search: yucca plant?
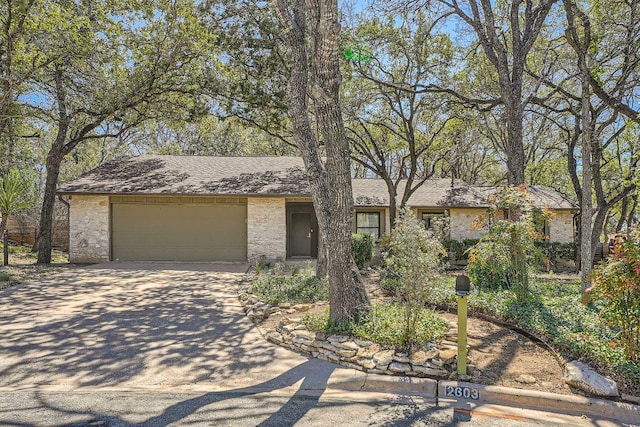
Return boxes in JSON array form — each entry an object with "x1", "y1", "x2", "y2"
[{"x1": 0, "y1": 170, "x2": 31, "y2": 238}]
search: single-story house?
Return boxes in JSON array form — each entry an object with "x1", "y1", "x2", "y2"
[{"x1": 57, "y1": 155, "x2": 577, "y2": 263}]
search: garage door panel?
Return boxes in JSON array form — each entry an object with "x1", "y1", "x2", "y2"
[{"x1": 111, "y1": 201, "x2": 247, "y2": 262}]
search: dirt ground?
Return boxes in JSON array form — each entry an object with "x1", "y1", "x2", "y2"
[
  {"x1": 0, "y1": 247, "x2": 71, "y2": 291},
  {"x1": 366, "y1": 271, "x2": 572, "y2": 394},
  {"x1": 256, "y1": 271, "x2": 574, "y2": 396},
  {"x1": 440, "y1": 311, "x2": 571, "y2": 394}
]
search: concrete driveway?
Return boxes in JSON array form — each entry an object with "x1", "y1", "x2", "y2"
[{"x1": 0, "y1": 262, "x2": 338, "y2": 393}]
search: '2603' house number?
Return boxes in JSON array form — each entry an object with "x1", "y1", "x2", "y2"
[{"x1": 445, "y1": 385, "x2": 480, "y2": 400}]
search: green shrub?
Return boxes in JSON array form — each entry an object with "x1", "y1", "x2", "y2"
[
  {"x1": 383, "y1": 210, "x2": 446, "y2": 350},
  {"x1": 467, "y1": 240, "x2": 512, "y2": 290},
  {"x1": 456, "y1": 239, "x2": 574, "y2": 268},
  {"x1": 353, "y1": 303, "x2": 448, "y2": 350},
  {"x1": 0, "y1": 272, "x2": 11, "y2": 282},
  {"x1": 443, "y1": 239, "x2": 479, "y2": 262},
  {"x1": 589, "y1": 228, "x2": 640, "y2": 362},
  {"x1": 467, "y1": 186, "x2": 546, "y2": 302},
  {"x1": 534, "y1": 241, "x2": 577, "y2": 268},
  {"x1": 252, "y1": 274, "x2": 328, "y2": 305},
  {"x1": 556, "y1": 242, "x2": 577, "y2": 261},
  {"x1": 351, "y1": 233, "x2": 374, "y2": 268}
]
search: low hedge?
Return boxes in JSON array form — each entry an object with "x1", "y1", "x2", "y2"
[
  {"x1": 443, "y1": 239, "x2": 479, "y2": 262},
  {"x1": 352, "y1": 233, "x2": 374, "y2": 268},
  {"x1": 443, "y1": 239, "x2": 576, "y2": 267}
]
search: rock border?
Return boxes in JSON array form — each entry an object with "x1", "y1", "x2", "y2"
[{"x1": 238, "y1": 281, "x2": 467, "y2": 380}]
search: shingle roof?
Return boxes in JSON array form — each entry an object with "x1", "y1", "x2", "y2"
[
  {"x1": 352, "y1": 180, "x2": 576, "y2": 209},
  {"x1": 58, "y1": 155, "x2": 309, "y2": 195},
  {"x1": 58, "y1": 155, "x2": 576, "y2": 209}
]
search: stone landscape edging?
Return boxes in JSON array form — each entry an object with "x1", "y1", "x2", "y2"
[
  {"x1": 238, "y1": 279, "x2": 640, "y2": 425},
  {"x1": 238, "y1": 281, "x2": 461, "y2": 380}
]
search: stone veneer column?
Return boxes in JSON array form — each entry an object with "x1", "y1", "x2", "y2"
[
  {"x1": 449, "y1": 208, "x2": 486, "y2": 241},
  {"x1": 549, "y1": 211, "x2": 575, "y2": 243},
  {"x1": 247, "y1": 197, "x2": 287, "y2": 262},
  {"x1": 69, "y1": 195, "x2": 110, "y2": 263}
]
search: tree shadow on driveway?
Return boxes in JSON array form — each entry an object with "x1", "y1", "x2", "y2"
[
  {"x1": 5, "y1": 358, "x2": 453, "y2": 427},
  {"x1": 137, "y1": 358, "x2": 338, "y2": 427},
  {"x1": 0, "y1": 263, "x2": 304, "y2": 389},
  {"x1": 5, "y1": 358, "x2": 339, "y2": 427}
]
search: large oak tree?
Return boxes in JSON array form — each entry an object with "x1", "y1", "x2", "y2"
[
  {"x1": 271, "y1": 0, "x2": 370, "y2": 322},
  {"x1": 33, "y1": 0, "x2": 212, "y2": 262}
]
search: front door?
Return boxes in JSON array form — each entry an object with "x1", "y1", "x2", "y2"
[
  {"x1": 290, "y1": 212, "x2": 312, "y2": 257},
  {"x1": 287, "y1": 202, "x2": 318, "y2": 258}
]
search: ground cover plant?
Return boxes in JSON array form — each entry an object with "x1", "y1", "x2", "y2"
[
  {"x1": 251, "y1": 266, "x2": 329, "y2": 305},
  {"x1": 425, "y1": 275, "x2": 640, "y2": 395},
  {"x1": 302, "y1": 303, "x2": 448, "y2": 350}
]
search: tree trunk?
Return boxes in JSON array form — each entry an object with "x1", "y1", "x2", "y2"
[
  {"x1": 564, "y1": 0, "x2": 596, "y2": 300},
  {"x1": 386, "y1": 180, "x2": 398, "y2": 229},
  {"x1": 616, "y1": 196, "x2": 629, "y2": 232},
  {"x1": 504, "y1": 97, "x2": 526, "y2": 186},
  {"x1": 315, "y1": 100, "x2": 369, "y2": 322},
  {"x1": 37, "y1": 148, "x2": 63, "y2": 263},
  {"x1": 0, "y1": 211, "x2": 8, "y2": 241},
  {"x1": 578, "y1": 77, "x2": 593, "y2": 301},
  {"x1": 37, "y1": 67, "x2": 71, "y2": 264},
  {"x1": 273, "y1": 0, "x2": 369, "y2": 323},
  {"x1": 316, "y1": 232, "x2": 327, "y2": 278},
  {"x1": 591, "y1": 207, "x2": 608, "y2": 260},
  {"x1": 627, "y1": 195, "x2": 638, "y2": 227}
]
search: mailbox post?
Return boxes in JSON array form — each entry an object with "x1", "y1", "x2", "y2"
[{"x1": 455, "y1": 275, "x2": 471, "y2": 376}]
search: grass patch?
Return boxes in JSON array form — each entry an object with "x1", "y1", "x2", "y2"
[
  {"x1": 302, "y1": 303, "x2": 448, "y2": 350},
  {"x1": 0, "y1": 244, "x2": 31, "y2": 255},
  {"x1": 251, "y1": 273, "x2": 328, "y2": 305},
  {"x1": 301, "y1": 309, "x2": 353, "y2": 335},
  {"x1": 353, "y1": 303, "x2": 448, "y2": 350},
  {"x1": 428, "y1": 276, "x2": 640, "y2": 392},
  {"x1": 0, "y1": 272, "x2": 12, "y2": 281}
]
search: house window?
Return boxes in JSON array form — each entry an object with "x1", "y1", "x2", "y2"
[
  {"x1": 538, "y1": 220, "x2": 550, "y2": 239},
  {"x1": 421, "y1": 211, "x2": 448, "y2": 231},
  {"x1": 532, "y1": 209, "x2": 550, "y2": 239},
  {"x1": 356, "y1": 212, "x2": 381, "y2": 240}
]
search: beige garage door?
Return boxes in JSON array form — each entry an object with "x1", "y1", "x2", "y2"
[{"x1": 111, "y1": 197, "x2": 247, "y2": 262}]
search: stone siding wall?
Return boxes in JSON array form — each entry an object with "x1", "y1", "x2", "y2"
[
  {"x1": 247, "y1": 197, "x2": 286, "y2": 262},
  {"x1": 549, "y1": 211, "x2": 575, "y2": 243},
  {"x1": 69, "y1": 195, "x2": 110, "y2": 263},
  {"x1": 449, "y1": 208, "x2": 486, "y2": 240}
]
